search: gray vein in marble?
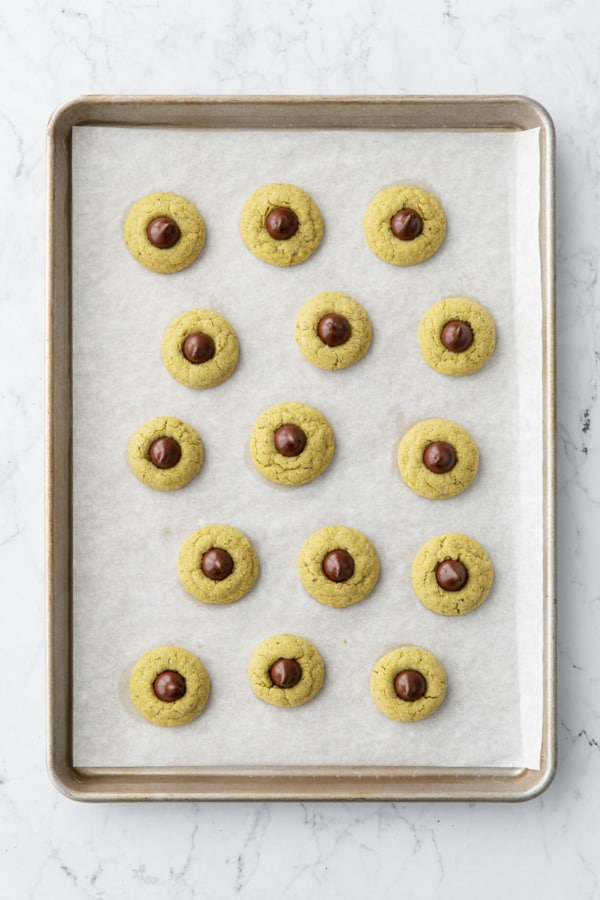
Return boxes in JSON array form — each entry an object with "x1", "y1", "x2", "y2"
[
  {"x1": 0, "y1": 111, "x2": 25, "y2": 179},
  {"x1": 229, "y1": 804, "x2": 270, "y2": 894},
  {"x1": 442, "y1": 0, "x2": 458, "y2": 25}
]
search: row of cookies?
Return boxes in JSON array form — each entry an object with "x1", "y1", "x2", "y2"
[
  {"x1": 129, "y1": 640, "x2": 447, "y2": 726},
  {"x1": 128, "y1": 408, "x2": 480, "y2": 499},
  {"x1": 177, "y1": 524, "x2": 493, "y2": 616},
  {"x1": 160, "y1": 295, "x2": 496, "y2": 385},
  {"x1": 123, "y1": 184, "x2": 447, "y2": 274}
]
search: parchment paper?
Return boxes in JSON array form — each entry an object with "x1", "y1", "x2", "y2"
[{"x1": 71, "y1": 125, "x2": 543, "y2": 769}]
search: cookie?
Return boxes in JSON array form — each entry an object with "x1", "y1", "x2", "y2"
[
  {"x1": 128, "y1": 415, "x2": 204, "y2": 491},
  {"x1": 370, "y1": 645, "x2": 447, "y2": 722},
  {"x1": 363, "y1": 185, "x2": 446, "y2": 266},
  {"x1": 123, "y1": 192, "x2": 206, "y2": 274},
  {"x1": 129, "y1": 646, "x2": 210, "y2": 727},
  {"x1": 240, "y1": 183, "x2": 324, "y2": 267},
  {"x1": 249, "y1": 401, "x2": 335, "y2": 486},
  {"x1": 411, "y1": 532, "x2": 494, "y2": 616},
  {"x1": 161, "y1": 309, "x2": 239, "y2": 389},
  {"x1": 298, "y1": 525, "x2": 380, "y2": 608},
  {"x1": 418, "y1": 297, "x2": 496, "y2": 376},
  {"x1": 295, "y1": 292, "x2": 373, "y2": 371},
  {"x1": 178, "y1": 524, "x2": 259, "y2": 605},
  {"x1": 397, "y1": 418, "x2": 479, "y2": 499},
  {"x1": 248, "y1": 634, "x2": 325, "y2": 708}
]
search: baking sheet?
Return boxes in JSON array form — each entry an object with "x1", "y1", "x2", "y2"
[{"x1": 71, "y1": 125, "x2": 543, "y2": 769}]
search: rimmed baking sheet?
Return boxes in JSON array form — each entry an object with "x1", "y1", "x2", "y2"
[{"x1": 47, "y1": 96, "x2": 555, "y2": 801}]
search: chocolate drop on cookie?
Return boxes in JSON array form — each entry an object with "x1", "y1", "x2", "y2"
[
  {"x1": 322, "y1": 549, "x2": 355, "y2": 582},
  {"x1": 317, "y1": 313, "x2": 351, "y2": 347},
  {"x1": 423, "y1": 440, "x2": 457, "y2": 474},
  {"x1": 273, "y1": 423, "x2": 307, "y2": 457},
  {"x1": 149, "y1": 436, "x2": 182, "y2": 469},
  {"x1": 265, "y1": 206, "x2": 299, "y2": 240},
  {"x1": 269, "y1": 657, "x2": 302, "y2": 688},
  {"x1": 182, "y1": 331, "x2": 215, "y2": 364},
  {"x1": 436, "y1": 559, "x2": 469, "y2": 591},
  {"x1": 390, "y1": 208, "x2": 423, "y2": 241},
  {"x1": 201, "y1": 547, "x2": 234, "y2": 581},
  {"x1": 147, "y1": 216, "x2": 181, "y2": 249},
  {"x1": 153, "y1": 670, "x2": 187, "y2": 702},
  {"x1": 441, "y1": 320, "x2": 474, "y2": 353},
  {"x1": 394, "y1": 669, "x2": 427, "y2": 701}
]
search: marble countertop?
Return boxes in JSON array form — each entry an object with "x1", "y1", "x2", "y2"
[{"x1": 1, "y1": 0, "x2": 598, "y2": 896}]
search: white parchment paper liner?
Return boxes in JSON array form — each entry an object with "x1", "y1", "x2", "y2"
[{"x1": 71, "y1": 125, "x2": 543, "y2": 769}]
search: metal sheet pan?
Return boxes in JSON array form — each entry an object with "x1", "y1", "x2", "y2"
[{"x1": 46, "y1": 95, "x2": 555, "y2": 801}]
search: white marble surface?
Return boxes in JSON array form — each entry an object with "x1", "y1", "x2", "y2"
[{"x1": 1, "y1": 0, "x2": 598, "y2": 896}]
